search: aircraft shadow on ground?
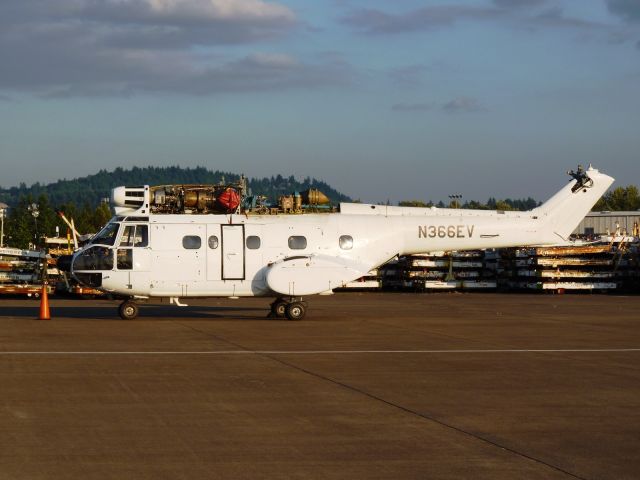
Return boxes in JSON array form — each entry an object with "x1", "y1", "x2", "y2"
[{"x1": 0, "y1": 305, "x2": 274, "y2": 321}]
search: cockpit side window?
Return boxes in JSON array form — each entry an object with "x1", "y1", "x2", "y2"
[
  {"x1": 92, "y1": 222, "x2": 120, "y2": 246},
  {"x1": 120, "y1": 225, "x2": 135, "y2": 247},
  {"x1": 120, "y1": 225, "x2": 148, "y2": 247},
  {"x1": 73, "y1": 246, "x2": 114, "y2": 271},
  {"x1": 134, "y1": 225, "x2": 148, "y2": 247},
  {"x1": 117, "y1": 249, "x2": 133, "y2": 270}
]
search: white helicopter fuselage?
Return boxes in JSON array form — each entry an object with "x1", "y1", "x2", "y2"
[{"x1": 69, "y1": 166, "x2": 613, "y2": 315}]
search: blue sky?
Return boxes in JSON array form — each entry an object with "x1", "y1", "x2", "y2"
[{"x1": 0, "y1": 0, "x2": 639, "y2": 203}]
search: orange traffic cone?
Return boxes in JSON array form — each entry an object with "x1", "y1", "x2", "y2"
[{"x1": 39, "y1": 283, "x2": 50, "y2": 320}]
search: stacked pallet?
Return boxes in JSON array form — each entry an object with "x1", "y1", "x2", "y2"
[
  {"x1": 0, "y1": 247, "x2": 49, "y2": 296},
  {"x1": 608, "y1": 236, "x2": 640, "y2": 292},
  {"x1": 339, "y1": 269, "x2": 381, "y2": 290},
  {"x1": 501, "y1": 244, "x2": 618, "y2": 292},
  {"x1": 345, "y1": 239, "x2": 639, "y2": 294},
  {"x1": 382, "y1": 251, "x2": 497, "y2": 291},
  {"x1": 378, "y1": 258, "x2": 409, "y2": 290}
]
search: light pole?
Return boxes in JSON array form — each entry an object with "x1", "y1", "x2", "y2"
[
  {"x1": 448, "y1": 194, "x2": 463, "y2": 209},
  {"x1": 0, "y1": 204, "x2": 7, "y2": 248},
  {"x1": 28, "y1": 203, "x2": 40, "y2": 247}
]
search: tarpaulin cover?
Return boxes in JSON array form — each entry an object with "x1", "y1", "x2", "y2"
[{"x1": 217, "y1": 188, "x2": 240, "y2": 212}]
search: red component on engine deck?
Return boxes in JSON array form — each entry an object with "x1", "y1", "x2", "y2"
[{"x1": 217, "y1": 188, "x2": 240, "y2": 212}]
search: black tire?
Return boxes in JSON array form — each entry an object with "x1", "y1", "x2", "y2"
[
  {"x1": 285, "y1": 302, "x2": 306, "y2": 321},
  {"x1": 118, "y1": 301, "x2": 139, "y2": 320},
  {"x1": 272, "y1": 300, "x2": 287, "y2": 318}
]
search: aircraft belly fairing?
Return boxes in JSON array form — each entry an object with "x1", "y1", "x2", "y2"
[{"x1": 266, "y1": 255, "x2": 371, "y2": 296}]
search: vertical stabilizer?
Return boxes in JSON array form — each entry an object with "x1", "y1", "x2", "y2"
[{"x1": 533, "y1": 166, "x2": 614, "y2": 241}]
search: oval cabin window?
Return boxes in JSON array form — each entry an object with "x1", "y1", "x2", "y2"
[
  {"x1": 288, "y1": 236, "x2": 307, "y2": 250},
  {"x1": 246, "y1": 236, "x2": 261, "y2": 249},
  {"x1": 182, "y1": 235, "x2": 201, "y2": 249},
  {"x1": 208, "y1": 235, "x2": 219, "y2": 249},
  {"x1": 339, "y1": 235, "x2": 353, "y2": 250}
]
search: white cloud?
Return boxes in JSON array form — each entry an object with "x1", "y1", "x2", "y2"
[
  {"x1": 142, "y1": 0, "x2": 295, "y2": 23},
  {"x1": 0, "y1": 0, "x2": 332, "y2": 96}
]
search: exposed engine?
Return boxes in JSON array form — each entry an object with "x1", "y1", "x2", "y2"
[
  {"x1": 150, "y1": 184, "x2": 241, "y2": 214},
  {"x1": 111, "y1": 175, "x2": 333, "y2": 216}
]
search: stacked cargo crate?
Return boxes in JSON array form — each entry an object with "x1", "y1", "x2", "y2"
[
  {"x1": 501, "y1": 244, "x2": 618, "y2": 292},
  {"x1": 608, "y1": 236, "x2": 640, "y2": 292},
  {"x1": 380, "y1": 251, "x2": 497, "y2": 291},
  {"x1": 0, "y1": 247, "x2": 49, "y2": 296},
  {"x1": 339, "y1": 269, "x2": 381, "y2": 290}
]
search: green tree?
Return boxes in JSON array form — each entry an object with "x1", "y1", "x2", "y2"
[
  {"x1": 91, "y1": 203, "x2": 113, "y2": 232},
  {"x1": 34, "y1": 194, "x2": 63, "y2": 242},
  {"x1": 6, "y1": 197, "x2": 35, "y2": 248},
  {"x1": 494, "y1": 200, "x2": 515, "y2": 211},
  {"x1": 463, "y1": 200, "x2": 489, "y2": 210},
  {"x1": 398, "y1": 200, "x2": 433, "y2": 207},
  {"x1": 593, "y1": 186, "x2": 640, "y2": 211},
  {"x1": 4, "y1": 195, "x2": 68, "y2": 248}
]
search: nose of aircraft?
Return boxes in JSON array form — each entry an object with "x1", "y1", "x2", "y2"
[{"x1": 57, "y1": 254, "x2": 73, "y2": 272}]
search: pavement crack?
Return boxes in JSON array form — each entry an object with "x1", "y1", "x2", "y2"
[
  {"x1": 263, "y1": 354, "x2": 590, "y2": 480},
  {"x1": 171, "y1": 320, "x2": 590, "y2": 479}
]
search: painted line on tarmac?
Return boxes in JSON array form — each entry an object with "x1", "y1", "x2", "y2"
[{"x1": 1, "y1": 348, "x2": 640, "y2": 355}]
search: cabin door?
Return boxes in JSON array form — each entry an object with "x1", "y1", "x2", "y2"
[{"x1": 221, "y1": 225, "x2": 245, "y2": 280}]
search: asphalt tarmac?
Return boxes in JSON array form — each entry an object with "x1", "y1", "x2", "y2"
[{"x1": 1, "y1": 292, "x2": 639, "y2": 479}]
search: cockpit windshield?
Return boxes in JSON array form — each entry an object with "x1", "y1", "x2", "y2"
[{"x1": 90, "y1": 222, "x2": 120, "y2": 246}]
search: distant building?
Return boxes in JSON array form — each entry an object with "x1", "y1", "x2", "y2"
[{"x1": 573, "y1": 211, "x2": 640, "y2": 236}]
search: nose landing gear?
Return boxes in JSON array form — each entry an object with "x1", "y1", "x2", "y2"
[
  {"x1": 269, "y1": 297, "x2": 307, "y2": 320},
  {"x1": 118, "y1": 300, "x2": 139, "y2": 320}
]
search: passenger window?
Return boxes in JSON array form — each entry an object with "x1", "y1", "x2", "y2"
[
  {"x1": 134, "y1": 225, "x2": 148, "y2": 247},
  {"x1": 183, "y1": 236, "x2": 201, "y2": 249},
  {"x1": 339, "y1": 235, "x2": 353, "y2": 250},
  {"x1": 117, "y1": 249, "x2": 133, "y2": 270},
  {"x1": 208, "y1": 235, "x2": 219, "y2": 249},
  {"x1": 246, "y1": 235, "x2": 261, "y2": 249},
  {"x1": 288, "y1": 236, "x2": 307, "y2": 250}
]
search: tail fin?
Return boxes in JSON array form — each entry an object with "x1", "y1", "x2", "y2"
[{"x1": 532, "y1": 166, "x2": 614, "y2": 241}]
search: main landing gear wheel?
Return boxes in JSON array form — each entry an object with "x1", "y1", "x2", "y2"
[
  {"x1": 118, "y1": 300, "x2": 139, "y2": 320},
  {"x1": 285, "y1": 302, "x2": 306, "y2": 321},
  {"x1": 271, "y1": 299, "x2": 288, "y2": 318}
]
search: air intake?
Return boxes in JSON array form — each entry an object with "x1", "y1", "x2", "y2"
[{"x1": 111, "y1": 186, "x2": 149, "y2": 215}]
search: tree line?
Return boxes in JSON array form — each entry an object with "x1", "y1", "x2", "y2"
[
  {"x1": 398, "y1": 197, "x2": 540, "y2": 210},
  {"x1": 593, "y1": 185, "x2": 640, "y2": 211},
  {"x1": 0, "y1": 166, "x2": 352, "y2": 208},
  {"x1": 2, "y1": 195, "x2": 112, "y2": 249},
  {"x1": 399, "y1": 185, "x2": 640, "y2": 212}
]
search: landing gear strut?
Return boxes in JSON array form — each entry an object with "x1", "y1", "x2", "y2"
[
  {"x1": 269, "y1": 297, "x2": 307, "y2": 320},
  {"x1": 118, "y1": 300, "x2": 139, "y2": 320}
]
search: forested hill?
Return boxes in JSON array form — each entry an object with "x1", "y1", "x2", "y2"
[{"x1": 0, "y1": 166, "x2": 352, "y2": 207}]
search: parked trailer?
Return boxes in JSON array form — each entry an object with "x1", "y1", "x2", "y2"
[{"x1": 0, "y1": 284, "x2": 52, "y2": 297}]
